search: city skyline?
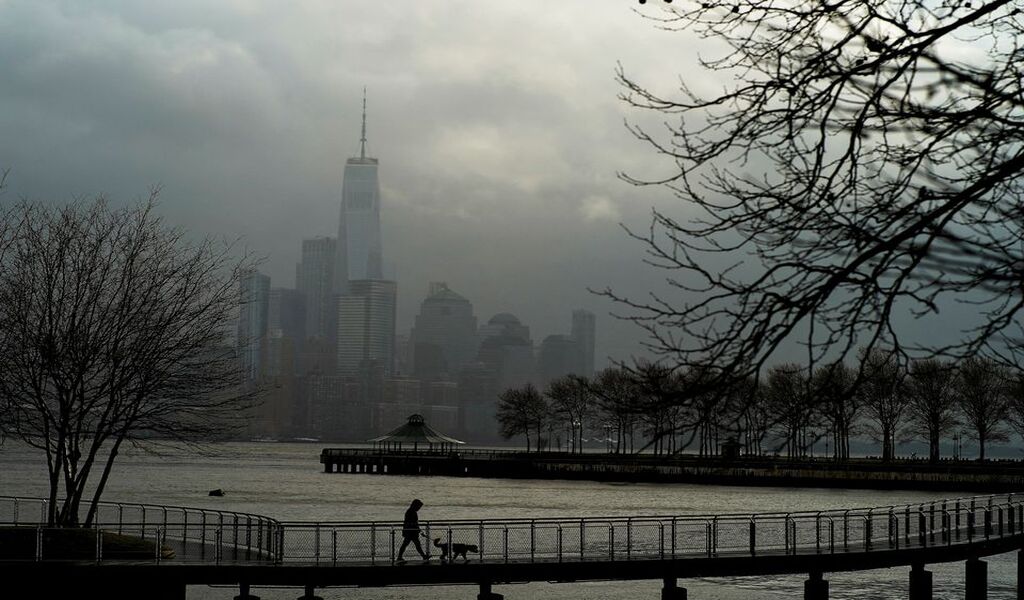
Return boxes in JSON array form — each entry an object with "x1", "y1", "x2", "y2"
[{"x1": 0, "y1": 2, "x2": 683, "y2": 373}]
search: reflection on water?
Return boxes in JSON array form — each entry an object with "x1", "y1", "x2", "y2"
[{"x1": 1, "y1": 442, "x2": 1018, "y2": 599}]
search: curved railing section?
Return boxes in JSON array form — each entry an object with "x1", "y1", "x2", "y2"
[
  {"x1": 0, "y1": 496, "x2": 281, "y2": 563},
  {"x1": 274, "y1": 493, "x2": 1024, "y2": 565},
  {"x1": 2, "y1": 493, "x2": 1023, "y2": 566}
]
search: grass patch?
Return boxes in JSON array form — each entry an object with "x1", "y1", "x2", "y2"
[{"x1": 0, "y1": 527, "x2": 176, "y2": 560}]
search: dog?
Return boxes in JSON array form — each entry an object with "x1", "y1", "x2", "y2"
[{"x1": 432, "y1": 537, "x2": 478, "y2": 562}]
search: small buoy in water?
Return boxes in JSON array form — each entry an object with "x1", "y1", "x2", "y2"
[{"x1": 208, "y1": 488, "x2": 225, "y2": 497}]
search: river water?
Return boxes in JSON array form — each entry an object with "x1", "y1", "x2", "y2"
[{"x1": 0, "y1": 442, "x2": 1018, "y2": 599}]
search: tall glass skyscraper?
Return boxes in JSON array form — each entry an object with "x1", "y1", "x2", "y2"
[{"x1": 336, "y1": 90, "x2": 383, "y2": 294}]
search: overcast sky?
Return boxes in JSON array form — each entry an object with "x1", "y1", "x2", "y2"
[{"x1": 0, "y1": 1, "x2": 718, "y2": 368}]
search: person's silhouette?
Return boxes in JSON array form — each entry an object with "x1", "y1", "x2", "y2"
[{"x1": 396, "y1": 499, "x2": 429, "y2": 561}]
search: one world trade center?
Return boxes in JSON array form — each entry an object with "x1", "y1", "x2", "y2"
[{"x1": 336, "y1": 89, "x2": 383, "y2": 294}]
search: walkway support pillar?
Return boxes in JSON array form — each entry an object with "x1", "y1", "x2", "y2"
[
  {"x1": 662, "y1": 577, "x2": 687, "y2": 600},
  {"x1": 296, "y1": 584, "x2": 323, "y2": 600},
  {"x1": 804, "y1": 571, "x2": 828, "y2": 600},
  {"x1": 1018, "y1": 550, "x2": 1023, "y2": 600},
  {"x1": 233, "y1": 583, "x2": 260, "y2": 600},
  {"x1": 966, "y1": 558, "x2": 987, "y2": 600},
  {"x1": 478, "y1": 582, "x2": 504, "y2": 600},
  {"x1": 909, "y1": 563, "x2": 932, "y2": 600}
]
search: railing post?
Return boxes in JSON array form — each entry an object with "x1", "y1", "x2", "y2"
[
  {"x1": 929, "y1": 503, "x2": 936, "y2": 543},
  {"x1": 332, "y1": 527, "x2": 338, "y2": 565},
  {"x1": 829, "y1": 517, "x2": 835, "y2": 553},
  {"x1": 816, "y1": 513, "x2": 822, "y2": 554},
  {"x1": 577, "y1": 518, "x2": 585, "y2": 561},
  {"x1": 749, "y1": 518, "x2": 756, "y2": 556},
  {"x1": 314, "y1": 523, "x2": 321, "y2": 565},
  {"x1": 785, "y1": 516, "x2": 791, "y2": 555},
  {"x1": 371, "y1": 524, "x2": 376, "y2": 564},
  {"x1": 956, "y1": 500, "x2": 962, "y2": 540},
  {"x1": 530, "y1": 520, "x2": 536, "y2": 561},
  {"x1": 671, "y1": 517, "x2": 677, "y2": 558},
  {"x1": 712, "y1": 517, "x2": 719, "y2": 557},
  {"x1": 843, "y1": 511, "x2": 849, "y2": 551},
  {"x1": 627, "y1": 518, "x2": 633, "y2": 559},
  {"x1": 503, "y1": 526, "x2": 509, "y2": 563}
]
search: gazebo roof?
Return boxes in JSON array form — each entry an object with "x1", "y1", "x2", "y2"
[{"x1": 367, "y1": 414, "x2": 465, "y2": 445}]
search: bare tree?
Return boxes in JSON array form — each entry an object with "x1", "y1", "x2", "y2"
[
  {"x1": 1005, "y1": 370, "x2": 1024, "y2": 441},
  {"x1": 812, "y1": 362, "x2": 858, "y2": 462},
  {"x1": 496, "y1": 383, "x2": 547, "y2": 452},
  {"x1": 604, "y1": 1, "x2": 1024, "y2": 405},
  {"x1": 857, "y1": 348, "x2": 909, "y2": 461},
  {"x1": 957, "y1": 356, "x2": 1009, "y2": 461},
  {"x1": 904, "y1": 358, "x2": 959, "y2": 463},
  {"x1": 763, "y1": 364, "x2": 812, "y2": 458},
  {"x1": 735, "y1": 376, "x2": 770, "y2": 456},
  {"x1": 0, "y1": 195, "x2": 256, "y2": 526},
  {"x1": 631, "y1": 360, "x2": 693, "y2": 455},
  {"x1": 545, "y1": 375, "x2": 594, "y2": 453},
  {"x1": 591, "y1": 368, "x2": 640, "y2": 454}
]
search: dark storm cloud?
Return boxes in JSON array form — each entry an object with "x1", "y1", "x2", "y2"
[{"x1": 0, "y1": 0, "x2": 711, "y2": 366}]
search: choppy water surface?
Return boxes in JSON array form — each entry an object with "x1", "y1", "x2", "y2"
[{"x1": 0, "y1": 442, "x2": 1018, "y2": 599}]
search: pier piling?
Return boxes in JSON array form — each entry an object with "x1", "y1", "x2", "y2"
[
  {"x1": 966, "y1": 558, "x2": 987, "y2": 600},
  {"x1": 662, "y1": 577, "x2": 687, "y2": 600},
  {"x1": 909, "y1": 563, "x2": 932, "y2": 600},
  {"x1": 804, "y1": 571, "x2": 828, "y2": 600},
  {"x1": 478, "y1": 581, "x2": 503, "y2": 600}
]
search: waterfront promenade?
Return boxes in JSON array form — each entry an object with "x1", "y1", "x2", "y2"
[{"x1": 3, "y1": 493, "x2": 1024, "y2": 599}]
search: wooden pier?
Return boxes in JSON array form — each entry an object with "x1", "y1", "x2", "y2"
[{"x1": 320, "y1": 448, "x2": 1024, "y2": 492}]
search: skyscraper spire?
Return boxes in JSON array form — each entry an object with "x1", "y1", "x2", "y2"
[{"x1": 360, "y1": 87, "x2": 367, "y2": 160}]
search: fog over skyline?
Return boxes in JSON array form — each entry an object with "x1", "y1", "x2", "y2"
[{"x1": 1, "y1": 1, "x2": 719, "y2": 368}]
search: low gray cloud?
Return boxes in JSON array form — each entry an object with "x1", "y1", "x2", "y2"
[{"x1": 0, "y1": 1, "x2": 712, "y2": 367}]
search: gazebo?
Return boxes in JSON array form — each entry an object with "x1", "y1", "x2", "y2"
[{"x1": 368, "y1": 414, "x2": 465, "y2": 452}]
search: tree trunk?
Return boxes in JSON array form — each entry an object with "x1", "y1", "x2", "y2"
[{"x1": 929, "y1": 431, "x2": 940, "y2": 463}]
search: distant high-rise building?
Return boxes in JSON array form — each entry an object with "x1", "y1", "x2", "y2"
[
  {"x1": 410, "y1": 282, "x2": 479, "y2": 381},
  {"x1": 237, "y1": 269, "x2": 270, "y2": 382},
  {"x1": 269, "y1": 288, "x2": 306, "y2": 342},
  {"x1": 537, "y1": 334, "x2": 582, "y2": 386},
  {"x1": 336, "y1": 90, "x2": 383, "y2": 294},
  {"x1": 264, "y1": 287, "x2": 305, "y2": 379},
  {"x1": 337, "y1": 279, "x2": 397, "y2": 376},
  {"x1": 570, "y1": 309, "x2": 596, "y2": 377},
  {"x1": 296, "y1": 236, "x2": 336, "y2": 342},
  {"x1": 477, "y1": 313, "x2": 535, "y2": 391}
]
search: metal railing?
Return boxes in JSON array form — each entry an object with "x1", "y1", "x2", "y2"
[
  {"x1": 273, "y1": 493, "x2": 1024, "y2": 565},
  {"x1": 0, "y1": 496, "x2": 281, "y2": 564},
  {"x1": 3, "y1": 493, "x2": 1023, "y2": 566}
]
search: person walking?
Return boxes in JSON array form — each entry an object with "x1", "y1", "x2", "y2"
[{"x1": 396, "y1": 498, "x2": 429, "y2": 562}]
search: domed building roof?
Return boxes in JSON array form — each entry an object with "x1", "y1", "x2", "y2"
[{"x1": 488, "y1": 313, "x2": 521, "y2": 325}]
